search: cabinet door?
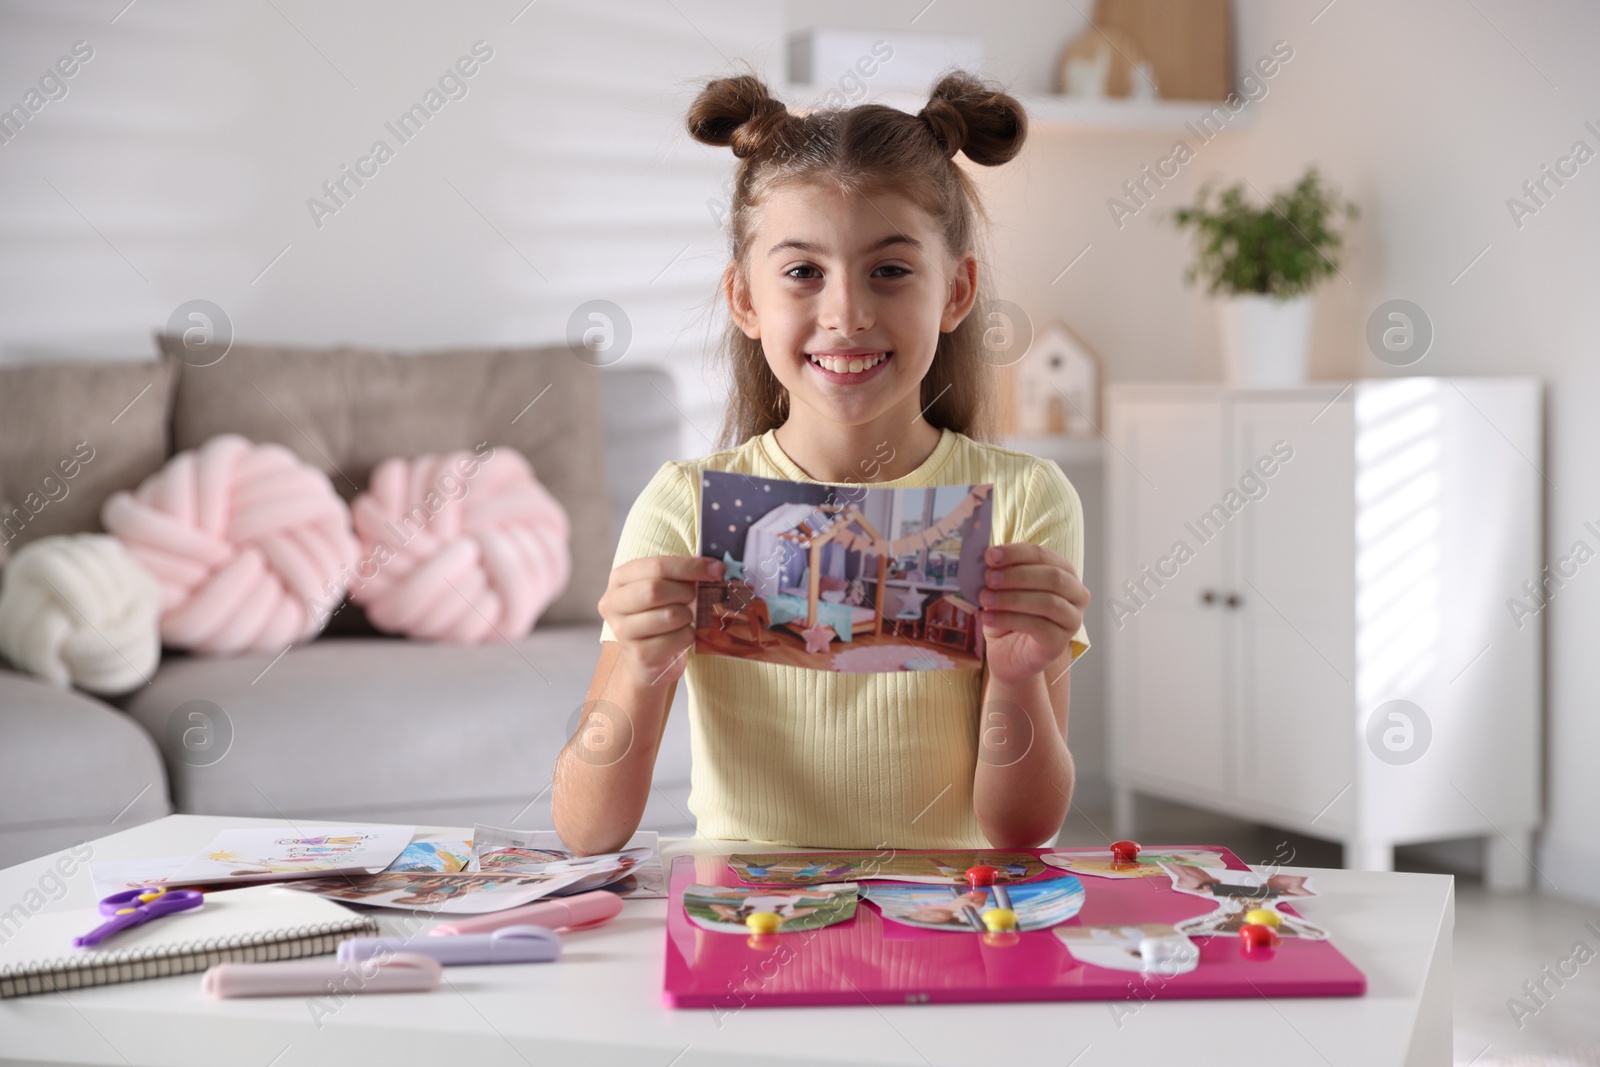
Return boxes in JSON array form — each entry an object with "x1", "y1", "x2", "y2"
[
  {"x1": 1107, "y1": 395, "x2": 1230, "y2": 796},
  {"x1": 1230, "y1": 393, "x2": 1356, "y2": 824}
]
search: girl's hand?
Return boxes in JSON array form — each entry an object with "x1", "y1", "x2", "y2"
[
  {"x1": 598, "y1": 555, "x2": 721, "y2": 687},
  {"x1": 977, "y1": 543, "x2": 1090, "y2": 685}
]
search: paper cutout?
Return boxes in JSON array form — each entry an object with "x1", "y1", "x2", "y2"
[
  {"x1": 730, "y1": 851, "x2": 1046, "y2": 886},
  {"x1": 386, "y1": 838, "x2": 473, "y2": 873},
  {"x1": 166, "y1": 824, "x2": 414, "y2": 886},
  {"x1": 89, "y1": 855, "x2": 187, "y2": 899},
  {"x1": 1042, "y1": 847, "x2": 1225, "y2": 880},
  {"x1": 289, "y1": 869, "x2": 587, "y2": 913},
  {"x1": 862, "y1": 876, "x2": 1084, "y2": 933},
  {"x1": 1056, "y1": 923, "x2": 1199, "y2": 975},
  {"x1": 682, "y1": 883, "x2": 858, "y2": 934},
  {"x1": 467, "y1": 825, "x2": 664, "y2": 898},
  {"x1": 1160, "y1": 861, "x2": 1329, "y2": 940}
]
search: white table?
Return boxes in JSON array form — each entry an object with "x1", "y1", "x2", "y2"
[{"x1": 0, "y1": 815, "x2": 1452, "y2": 1066}]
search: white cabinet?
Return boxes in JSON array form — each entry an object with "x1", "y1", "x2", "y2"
[{"x1": 1104, "y1": 381, "x2": 1542, "y2": 889}]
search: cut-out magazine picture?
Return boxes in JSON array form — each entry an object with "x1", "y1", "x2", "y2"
[
  {"x1": 696, "y1": 470, "x2": 994, "y2": 672},
  {"x1": 861, "y1": 876, "x2": 1085, "y2": 933},
  {"x1": 1160, "y1": 861, "x2": 1330, "y2": 940},
  {"x1": 1042, "y1": 847, "x2": 1227, "y2": 880},
  {"x1": 729, "y1": 851, "x2": 1046, "y2": 886},
  {"x1": 287, "y1": 870, "x2": 588, "y2": 913},
  {"x1": 682, "y1": 883, "x2": 858, "y2": 934}
]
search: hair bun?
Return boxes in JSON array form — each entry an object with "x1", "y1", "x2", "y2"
[
  {"x1": 686, "y1": 73, "x2": 792, "y2": 159},
  {"x1": 918, "y1": 71, "x2": 1028, "y2": 166}
]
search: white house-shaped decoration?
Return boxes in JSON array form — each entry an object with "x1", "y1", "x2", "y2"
[{"x1": 1016, "y1": 323, "x2": 1099, "y2": 437}]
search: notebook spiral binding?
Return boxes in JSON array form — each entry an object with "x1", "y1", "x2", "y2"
[{"x1": 0, "y1": 915, "x2": 380, "y2": 998}]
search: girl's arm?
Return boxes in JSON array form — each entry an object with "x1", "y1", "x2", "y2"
[
  {"x1": 972, "y1": 646, "x2": 1076, "y2": 847},
  {"x1": 552, "y1": 553, "x2": 719, "y2": 855},
  {"x1": 551, "y1": 639, "x2": 679, "y2": 855},
  {"x1": 969, "y1": 541, "x2": 1088, "y2": 847}
]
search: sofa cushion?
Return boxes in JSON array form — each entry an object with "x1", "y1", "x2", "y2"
[
  {"x1": 119, "y1": 632, "x2": 693, "y2": 835},
  {"x1": 0, "y1": 670, "x2": 171, "y2": 867},
  {"x1": 599, "y1": 367, "x2": 684, "y2": 547},
  {"x1": 161, "y1": 338, "x2": 609, "y2": 625},
  {"x1": 0, "y1": 356, "x2": 178, "y2": 565}
]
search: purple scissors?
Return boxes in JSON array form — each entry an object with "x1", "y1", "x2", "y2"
[{"x1": 73, "y1": 886, "x2": 204, "y2": 948}]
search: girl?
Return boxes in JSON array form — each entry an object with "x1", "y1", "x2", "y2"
[{"x1": 552, "y1": 69, "x2": 1090, "y2": 855}]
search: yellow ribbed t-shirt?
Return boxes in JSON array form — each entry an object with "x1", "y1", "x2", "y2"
[{"x1": 597, "y1": 426, "x2": 1089, "y2": 849}]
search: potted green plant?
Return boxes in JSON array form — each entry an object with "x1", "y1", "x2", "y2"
[{"x1": 1171, "y1": 167, "x2": 1358, "y2": 385}]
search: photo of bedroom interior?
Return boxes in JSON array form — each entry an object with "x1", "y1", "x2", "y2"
[{"x1": 693, "y1": 472, "x2": 994, "y2": 672}]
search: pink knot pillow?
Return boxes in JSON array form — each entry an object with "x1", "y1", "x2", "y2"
[
  {"x1": 348, "y1": 447, "x2": 570, "y2": 643},
  {"x1": 101, "y1": 434, "x2": 359, "y2": 654}
]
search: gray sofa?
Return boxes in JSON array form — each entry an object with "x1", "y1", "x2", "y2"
[{"x1": 0, "y1": 360, "x2": 692, "y2": 868}]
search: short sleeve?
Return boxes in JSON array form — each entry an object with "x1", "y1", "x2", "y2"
[
  {"x1": 1014, "y1": 459, "x2": 1090, "y2": 659},
  {"x1": 598, "y1": 460, "x2": 698, "y2": 643}
]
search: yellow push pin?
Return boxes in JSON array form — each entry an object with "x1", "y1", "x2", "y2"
[
  {"x1": 745, "y1": 911, "x2": 782, "y2": 935},
  {"x1": 981, "y1": 908, "x2": 1017, "y2": 933},
  {"x1": 1243, "y1": 908, "x2": 1282, "y2": 929}
]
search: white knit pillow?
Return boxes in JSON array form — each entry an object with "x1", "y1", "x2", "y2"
[{"x1": 0, "y1": 534, "x2": 160, "y2": 695}]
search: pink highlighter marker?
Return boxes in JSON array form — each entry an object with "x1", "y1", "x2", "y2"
[{"x1": 428, "y1": 890, "x2": 624, "y2": 938}]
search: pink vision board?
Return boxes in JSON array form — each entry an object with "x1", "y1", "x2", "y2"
[{"x1": 662, "y1": 846, "x2": 1366, "y2": 1008}]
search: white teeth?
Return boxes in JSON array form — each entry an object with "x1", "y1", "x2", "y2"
[{"x1": 809, "y1": 352, "x2": 888, "y2": 373}]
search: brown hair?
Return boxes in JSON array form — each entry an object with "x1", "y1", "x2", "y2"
[{"x1": 685, "y1": 66, "x2": 1028, "y2": 450}]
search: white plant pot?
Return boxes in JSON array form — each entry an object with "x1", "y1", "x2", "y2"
[{"x1": 1216, "y1": 293, "x2": 1313, "y2": 385}]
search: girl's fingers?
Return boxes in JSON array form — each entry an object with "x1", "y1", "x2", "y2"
[
  {"x1": 616, "y1": 554, "x2": 722, "y2": 585},
  {"x1": 979, "y1": 609, "x2": 1069, "y2": 650},
  {"x1": 609, "y1": 602, "x2": 694, "y2": 641},
  {"x1": 599, "y1": 575, "x2": 699, "y2": 642},
  {"x1": 623, "y1": 630, "x2": 694, "y2": 677},
  {"x1": 984, "y1": 561, "x2": 1089, "y2": 606},
  {"x1": 986, "y1": 542, "x2": 1077, "y2": 577},
  {"x1": 610, "y1": 574, "x2": 699, "y2": 615},
  {"x1": 978, "y1": 588, "x2": 1082, "y2": 632}
]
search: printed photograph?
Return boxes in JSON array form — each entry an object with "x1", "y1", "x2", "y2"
[{"x1": 696, "y1": 470, "x2": 994, "y2": 673}]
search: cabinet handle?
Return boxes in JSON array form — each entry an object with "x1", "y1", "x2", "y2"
[
  {"x1": 1225, "y1": 593, "x2": 1242, "y2": 609},
  {"x1": 1200, "y1": 589, "x2": 1217, "y2": 605}
]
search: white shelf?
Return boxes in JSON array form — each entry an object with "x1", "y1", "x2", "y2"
[
  {"x1": 1020, "y1": 93, "x2": 1256, "y2": 133},
  {"x1": 783, "y1": 85, "x2": 1256, "y2": 134}
]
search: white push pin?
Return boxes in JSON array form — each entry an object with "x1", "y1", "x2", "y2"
[{"x1": 1138, "y1": 935, "x2": 1199, "y2": 976}]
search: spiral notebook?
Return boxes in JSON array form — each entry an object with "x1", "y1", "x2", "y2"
[{"x1": 0, "y1": 884, "x2": 376, "y2": 998}]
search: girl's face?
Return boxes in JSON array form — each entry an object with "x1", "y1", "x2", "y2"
[{"x1": 728, "y1": 182, "x2": 977, "y2": 429}]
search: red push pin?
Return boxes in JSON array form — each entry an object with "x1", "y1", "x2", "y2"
[
  {"x1": 1109, "y1": 840, "x2": 1141, "y2": 864},
  {"x1": 965, "y1": 865, "x2": 1010, "y2": 910},
  {"x1": 1239, "y1": 923, "x2": 1279, "y2": 951}
]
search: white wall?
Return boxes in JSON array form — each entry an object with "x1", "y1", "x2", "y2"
[
  {"x1": 6, "y1": 0, "x2": 1597, "y2": 899},
  {"x1": 792, "y1": 0, "x2": 1600, "y2": 899},
  {"x1": 0, "y1": 0, "x2": 777, "y2": 436}
]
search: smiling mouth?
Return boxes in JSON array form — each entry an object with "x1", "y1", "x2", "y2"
[{"x1": 806, "y1": 351, "x2": 893, "y2": 376}]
